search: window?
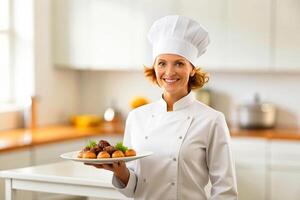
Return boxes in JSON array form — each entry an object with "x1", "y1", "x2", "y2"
[
  {"x1": 0, "y1": 0, "x2": 34, "y2": 107},
  {"x1": 0, "y1": 0, "x2": 12, "y2": 103}
]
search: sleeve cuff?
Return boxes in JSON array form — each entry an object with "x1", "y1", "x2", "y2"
[{"x1": 112, "y1": 169, "x2": 137, "y2": 197}]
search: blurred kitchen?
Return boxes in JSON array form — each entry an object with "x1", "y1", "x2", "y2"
[{"x1": 1, "y1": 0, "x2": 300, "y2": 200}]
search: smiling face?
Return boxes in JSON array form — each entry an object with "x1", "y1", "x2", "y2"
[{"x1": 154, "y1": 54, "x2": 195, "y2": 99}]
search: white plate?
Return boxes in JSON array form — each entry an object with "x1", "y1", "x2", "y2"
[{"x1": 60, "y1": 151, "x2": 153, "y2": 164}]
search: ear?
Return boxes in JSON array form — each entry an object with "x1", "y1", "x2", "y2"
[{"x1": 190, "y1": 68, "x2": 196, "y2": 77}]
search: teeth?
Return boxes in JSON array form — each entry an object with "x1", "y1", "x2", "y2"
[{"x1": 165, "y1": 79, "x2": 177, "y2": 83}]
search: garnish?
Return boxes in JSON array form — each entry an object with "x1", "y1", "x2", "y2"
[
  {"x1": 86, "y1": 140, "x2": 97, "y2": 148},
  {"x1": 115, "y1": 142, "x2": 128, "y2": 153}
]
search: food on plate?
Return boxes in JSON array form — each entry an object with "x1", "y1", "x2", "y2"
[
  {"x1": 103, "y1": 145, "x2": 116, "y2": 155},
  {"x1": 98, "y1": 140, "x2": 110, "y2": 149},
  {"x1": 78, "y1": 140, "x2": 136, "y2": 159},
  {"x1": 97, "y1": 151, "x2": 111, "y2": 158},
  {"x1": 112, "y1": 150, "x2": 125, "y2": 158},
  {"x1": 125, "y1": 149, "x2": 136, "y2": 157},
  {"x1": 82, "y1": 151, "x2": 97, "y2": 159}
]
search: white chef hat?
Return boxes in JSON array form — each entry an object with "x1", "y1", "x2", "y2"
[{"x1": 148, "y1": 15, "x2": 209, "y2": 66}]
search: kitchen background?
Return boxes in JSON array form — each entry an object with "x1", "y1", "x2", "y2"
[
  {"x1": 1, "y1": 0, "x2": 300, "y2": 129},
  {"x1": 1, "y1": 0, "x2": 300, "y2": 200}
]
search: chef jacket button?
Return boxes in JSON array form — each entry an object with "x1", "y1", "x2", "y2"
[
  {"x1": 173, "y1": 158, "x2": 177, "y2": 161},
  {"x1": 187, "y1": 116, "x2": 191, "y2": 120},
  {"x1": 143, "y1": 178, "x2": 146, "y2": 183},
  {"x1": 179, "y1": 136, "x2": 183, "y2": 139},
  {"x1": 171, "y1": 182, "x2": 175, "y2": 186},
  {"x1": 145, "y1": 136, "x2": 148, "y2": 139},
  {"x1": 151, "y1": 114, "x2": 155, "y2": 118}
]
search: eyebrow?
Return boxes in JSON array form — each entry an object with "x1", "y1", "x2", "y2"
[{"x1": 157, "y1": 59, "x2": 186, "y2": 62}]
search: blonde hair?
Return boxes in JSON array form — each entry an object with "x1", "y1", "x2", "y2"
[{"x1": 144, "y1": 65, "x2": 209, "y2": 91}]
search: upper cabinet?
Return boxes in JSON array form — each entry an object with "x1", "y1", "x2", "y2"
[
  {"x1": 52, "y1": 0, "x2": 300, "y2": 71},
  {"x1": 52, "y1": 0, "x2": 176, "y2": 70},
  {"x1": 178, "y1": 0, "x2": 272, "y2": 71},
  {"x1": 274, "y1": 0, "x2": 300, "y2": 71},
  {"x1": 226, "y1": 0, "x2": 272, "y2": 71},
  {"x1": 53, "y1": 0, "x2": 90, "y2": 69}
]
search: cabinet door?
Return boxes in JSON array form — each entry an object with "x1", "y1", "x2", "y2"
[
  {"x1": 53, "y1": 0, "x2": 89, "y2": 69},
  {"x1": 53, "y1": 0, "x2": 178, "y2": 70},
  {"x1": 270, "y1": 170, "x2": 300, "y2": 200},
  {"x1": 89, "y1": 0, "x2": 134, "y2": 69},
  {"x1": 231, "y1": 138, "x2": 267, "y2": 200},
  {"x1": 226, "y1": 0, "x2": 272, "y2": 70},
  {"x1": 236, "y1": 168, "x2": 266, "y2": 200},
  {"x1": 0, "y1": 148, "x2": 33, "y2": 200},
  {"x1": 177, "y1": 0, "x2": 227, "y2": 71},
  {"x1": 270, "y1": 140, "x2": 300, "y2": 200},
  {"x1": 32, "y1": 138, "x2": 85, "y2": 165},
  {"x1": 274, "y1": 0, "x2": 300, "y2": 71}
]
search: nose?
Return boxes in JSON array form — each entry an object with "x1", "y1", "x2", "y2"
[{"x1": 165, "y1": 64, "x2": 176, "y2": 76}]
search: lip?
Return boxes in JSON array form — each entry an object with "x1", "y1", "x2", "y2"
[{"x1": 163, "y1": 78, "x2": 179, "y2": 83}]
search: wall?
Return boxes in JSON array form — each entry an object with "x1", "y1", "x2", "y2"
[{"x1": 79, "y1": 71, "x2": 300, "y2": 128}]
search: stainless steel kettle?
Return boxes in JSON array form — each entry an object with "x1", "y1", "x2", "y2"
[{"x1": 238, "y1": 94, "x2": 276, "y2": 129}]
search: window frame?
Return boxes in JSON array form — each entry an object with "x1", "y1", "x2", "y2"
[{"x1": 0, "y1": 0, "x2": 14, "y2": 104}]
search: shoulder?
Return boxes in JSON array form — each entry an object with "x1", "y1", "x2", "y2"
[
  {"x1": 191, "y1": 100, "x2": 225, "y2": 121},
  {"x1": 127, "y1": 101, "x2": 158, "y2": 121}
]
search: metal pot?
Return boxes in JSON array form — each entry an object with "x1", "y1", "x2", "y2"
[{"x1": 238, "y1": 95, "x2": 276, "y2": 129}]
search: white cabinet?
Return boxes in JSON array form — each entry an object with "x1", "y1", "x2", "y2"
[
  {"x1": 0, "y1": 148, "x2": 33, "y2": 200},
  {"x1": 89, "y1": 0, "x2": 135, "y2": 69},
  {"x1": 270, "y1": 140, "x2": 300, "y2": 200},
  {"x1": 53, "y1": 0, "x2": 300, "y2": 71},
  {"x1": 32, "y1": 138, "x2": 85, "y2": 165},
  {"x1": 53, "y1": 0, "x2": 90, "y2": 69},
  {"x1": 232, "y1": 138, "x2": 300, "y2": 200},
  {"x1": 226, "y1": 0, "x2": 272, "y2": 70},
  {"x1": 231, "y1": 138, "x2": 267, "y2": 200},
  {"x1": 52, "y1": 0, "x2": 177, "y2": 70},
  {"x1": 274, "y1": 0, "x2": 300, "y2": 71},
  {"x1": 178, "y1": 0, "x2": 271, "y2": 71}
]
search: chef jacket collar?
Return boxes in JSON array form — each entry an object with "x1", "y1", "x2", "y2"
[{"x1": 158, "y1": 92, "x2": 195, "y2": 112}]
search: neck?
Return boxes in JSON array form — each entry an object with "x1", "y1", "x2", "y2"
[{"x1": 163, "y1": 91, "x2": 189, "y2": 112}]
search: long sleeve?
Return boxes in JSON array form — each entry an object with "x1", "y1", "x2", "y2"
[
  {"x1": 207, "y1": 113, "x2": 238, "y2": 200},
  {"x1": 111, "y1": 112, "x2": 138, "y2": 198}
]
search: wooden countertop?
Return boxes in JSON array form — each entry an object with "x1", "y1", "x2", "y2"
[
  {"x1": 230, "y1": 127, "x2": 300, "y2": 140},
  {"x1": 1, "y1": 122, "x2": 300, "y2": 153},
  {"x1": 0, "y1": 122, "x2": 124, "y2": 153}
]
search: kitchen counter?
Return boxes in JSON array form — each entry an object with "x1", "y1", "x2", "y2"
[
  {"x1": 230, "y1": 127, "x2": 300, "y2": 140},
  {"x1": 1, "y1": 122, "x2": 300, "y2": 153},
  {"x1": 0, "y1": 122, "x2": 124, "y2": 153}
]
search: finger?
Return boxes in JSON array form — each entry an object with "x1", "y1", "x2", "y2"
[
  {"x1": 101, "y1": 164, "x2": 114, "y2": 171},
  {"x1": 84, "y1": 163, "x2": 105, "y2": 169}
]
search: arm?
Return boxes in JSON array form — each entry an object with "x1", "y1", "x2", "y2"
[{"x1": 206, "y1": 113, "x2": 238, "y2": 200}]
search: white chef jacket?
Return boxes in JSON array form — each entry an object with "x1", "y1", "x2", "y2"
[{"x1": 112, "y1": 92, "x2": 238, "y2": 200}]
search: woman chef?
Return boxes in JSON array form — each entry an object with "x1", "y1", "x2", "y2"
[{"x1": 87, "y1": 15, "x2": 238, "y2": 199}]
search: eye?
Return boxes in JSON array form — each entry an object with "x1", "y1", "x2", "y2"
[
  {"x1": 158, "y1": 62, "x2": 166, "y2": 67},
  {"x1": 175, "y1": 62, "x2": 185, "y2": 67}
]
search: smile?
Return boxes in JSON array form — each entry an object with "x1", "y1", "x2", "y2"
[{"x1": 163, "y1": 78, "x2": 179, "y2": 83}]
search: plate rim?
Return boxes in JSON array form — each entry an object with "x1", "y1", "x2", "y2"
[{"x1": 60, "y1": 150, "x2": 153, "y2": 163}]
